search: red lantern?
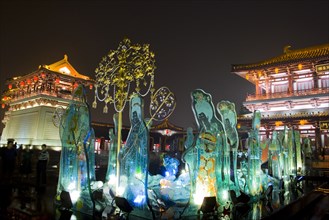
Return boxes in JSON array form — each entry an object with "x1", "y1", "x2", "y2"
[
  {"x1": 20, "y1": 81, "x2": 25, "y2": 87},
  {"x1": 55, "y1": 78, "x2": 60, "y2": 84},
  {"x1": 27, "y1": 79, "x2": 31, "y2": 85},
  {"x1": 33, "y1": 76, "x2": 38, "y2": 82},
  {"x1": 1, "y1": 103, "x2": 5, "y2": 109},
  {"x1": 41, "y1": 72, "x2": 46, "y2": 79},
  {"x1": 8, "y1": 84, "x2": 12, "y2": 89},
  {"x1": 73, "y1": 82, "x2": 78, "y2": 89},
  {"x1": 89, "y1": 84, "x2": 93, "y2": 90}
]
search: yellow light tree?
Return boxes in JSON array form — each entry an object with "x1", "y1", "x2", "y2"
[{"x1": 93, "y1": 38, "x2": 156, "y2": 194}]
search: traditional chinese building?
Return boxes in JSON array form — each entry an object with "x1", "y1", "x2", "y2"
[
  {"x1": 0, "y1": 55, "x2": 93, "y2": 147},
  {"x1": 232, "y1": 44, "x2": 329, "y2": 150},
  {"x1": 150, "y1": 119, "x2": 186, "y2": 153}
]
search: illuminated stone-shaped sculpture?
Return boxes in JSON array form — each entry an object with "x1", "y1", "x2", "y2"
[
  {"x1": 294, "y1": 130, "x2": 302, "y2": 174},
  {"x1": 287, "y1": 128, "x2": 302, "y2": 177},
  {"x1": 282, "y1": 126, "x2": 290, "y2": 180},
  {"x1": 119, "y1": 94, "x2": 151, "y2": 213},
  {"x1": 217, "y1": 101, "x2": 240, "y2": 195},
  {"x1": 269, "y1": 131, "x2": 282, "y2": 179},
  {"x1": 188, "y1": 89, "x2": 227, "y2": 205},
  {"x1": 247, "y1": 111, "x2": 263, "y2": 196},
  {"x1": 56, "y1": 85, "x2": 96, "y2": 214}
]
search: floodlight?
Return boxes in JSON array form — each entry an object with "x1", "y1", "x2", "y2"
[
  {"x1": 199, "y1": 196, "x2": 217, "y2": 214},
  {"x1": 115, "y1": 196, "x2": 133, "y2": 214},
  {"x1": 93, "y1": 189, "x2": 104, "y2": 200},
  {"x1": 60, "y1": 190, "x2": 73, "y2": 210},
  {"x1": 58, "y1": 209, "x2": 73, "y2": 220}
]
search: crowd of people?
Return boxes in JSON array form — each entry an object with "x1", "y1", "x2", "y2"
[{"x1": 0, "y1": 140, "x2": 49, "y2": 191}]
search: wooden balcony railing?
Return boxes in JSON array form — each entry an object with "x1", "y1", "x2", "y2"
[
  {"x1": 8, "y1": 89, "x2": 73, "y2": 103},
  {"x1": 246, "y1": 87, "x2": 329, "y2": 101}
]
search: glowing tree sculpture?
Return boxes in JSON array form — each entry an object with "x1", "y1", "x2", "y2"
[
  {"x1": 56, "y1": 85, "x2": 96, "y2": 214},
  {"x1": 93, "y1": 38, "x2": 156, "y2": 194}
]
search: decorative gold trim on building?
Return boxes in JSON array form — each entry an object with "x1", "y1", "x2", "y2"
[{"x1": 232, "y1": 43, "x2": 329, "y2": 71}]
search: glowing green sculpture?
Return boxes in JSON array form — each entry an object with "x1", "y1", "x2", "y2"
[
  {"x1": 217, "y1": 101, "x2": 240, "y2": 194},
  {"x1": 282, "y1": 126, "x2": 290, "y2": 180},
  {"x1": 188, "y1": 89, "x2": 227, "y2": 205},
  {"x1": 294, "y1": 130, "x2": 302, "y2": 175},
  {"x1": 105, "y1": 113, "x2": 119, "y2": 186},
  {"x1": 269, "y1": 131, "x2": 282, "y2": 179},
  {"x1": 247, "y1": 110, "x2": 263, "y2": 196},
  {"x1": 287, "y1": 128, "x2": 302, "y2": 176},
  {"x1": 182, "y1": 126, "x2": 196, "y2": 197},
  {"x1": 56, "y1": 85, "x2": 96, "y2": 214}
]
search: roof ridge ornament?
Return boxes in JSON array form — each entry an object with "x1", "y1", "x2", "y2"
[
  {"x1": 283, "y1": 45, "x2": 291, "y2": 54},
  {"x1": 64, "y1": 54, "x2": 68, "y2": 61}
]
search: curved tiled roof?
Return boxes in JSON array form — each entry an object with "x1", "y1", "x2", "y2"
[{"x1": 232, "y1": 43, "x2": 329, "y2": 71}]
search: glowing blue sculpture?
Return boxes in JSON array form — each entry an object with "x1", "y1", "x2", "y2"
[
  {"x1": 119, "y1": 94, "x2": 150, "y2": 212},
  {"x1": 163, "y1": 155, "x2": 180, "y2": 177},
  {"x1": 56, "y1": 85, "x2": 96, "y2": 214}
]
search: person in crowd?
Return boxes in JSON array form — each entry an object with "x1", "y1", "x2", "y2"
[
  {"x1": 1, "y1": 140, "x2": 17, "y2": 183},
  {"x1": 20, "y1": 145, "x2": 33, "y2": 179},
  {"x1": 36, "y1": 144, "x2": 49, "y2": 191},
  {"x1": 322, "y1": 147, "x2": 326, "y2": 160}
]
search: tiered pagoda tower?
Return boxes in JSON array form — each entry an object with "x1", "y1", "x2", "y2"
[
  {"x1": 1, "y1": 55, "x2": 93, "y2": 147},
  {"x1": 232, "y1": 44, "x2": 329, "y2": 149}
]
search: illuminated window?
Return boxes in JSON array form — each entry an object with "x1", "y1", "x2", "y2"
[
  {"x1": 297, "y1": 80, "x2": 313, "y2": 91},
  {"x1": 59, "y1": 67, "x2": 71, "y2": 74},
  {"x1": 153, "y1": 144, "x2": 160, "y2": 152},
  {"x1": 320, "y1": 77, "x2": 329, "y2": 88},
  {"x1": 273, "y1": 83, "x2": 288, "y2": 93}
]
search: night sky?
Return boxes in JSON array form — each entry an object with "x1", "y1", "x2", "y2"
[{"x1": 0, "y1": 0, "x2": 328, "y2": 132}]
